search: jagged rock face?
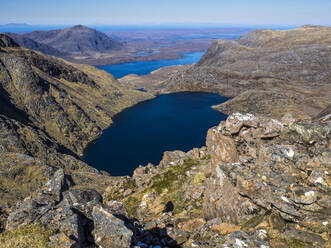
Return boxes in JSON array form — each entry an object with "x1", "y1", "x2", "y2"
[
  {"x1": 203, "y1": 165, "x2": 259, "y2": 223},
  {"x1": 103, "y1": 115, "x2": 331, "y2": 247},
  {"x1": 92, "y1": 205, "x2": 133, "y2": 248},
  {"x1": 202, "y1": 113, "x2": 330, "y2": 245},
  {"x1": 206, "y1": 129, "x2": 238, "y2": 167},
  {"x1": 129, "y1": 113, "x2": 329, "y2": 247},
  {"x1": 0, "y1": 34, "x2": 19, "y2": 48},
  {"x1": 6, "y1": 169, "x2": 98, "y2": 247},
  {"x1": 2, "y1": 113, "x2": 330, "y2": 247},
  {"x1": 160, "y1": 25, "x2": 331, "y2": 119},
  {"x1": 0, "y1": 34, "x2": 152, "y2": 155},
  {"x1": 314, "y1": 104, "x2": 331, "y2": 122}
]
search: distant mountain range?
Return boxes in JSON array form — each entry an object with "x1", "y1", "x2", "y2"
[
  {"x1": 0, "y1": 23, "x2": 51, "y2": 33},
  {"x1": 2, "y1": 25, "x2": 123, "y2": 58},
  {"x1": 0, "y1": 23, "x2": 30, "y2": 27}
]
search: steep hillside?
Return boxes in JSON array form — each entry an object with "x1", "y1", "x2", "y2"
[
  {"x1": 3, "y1": 32, "x2": 66, "y2": 57},
  {"x1": 156, "y1": 25, "x2": 331, "y2": 119},
  {"x1": 0, "y1": 34, "x2": 152, "y2": 155},
  {"x1": 0, "y1": 33, "x2": 154, "y2": 225},
  {"x1": 23, "y1": 25, "x2": 123, "y2": 56}
]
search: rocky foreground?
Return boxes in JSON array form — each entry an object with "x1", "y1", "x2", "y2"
[{"x1": 1, "y1": 112, "x2": 330, "y2": 247}]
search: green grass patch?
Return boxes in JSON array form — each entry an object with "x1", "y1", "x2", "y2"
[
  {"x1": 147, "y1": 158, "x2": 200, "y2": 215},
  {"x1": 191, "y1": 171, "x2": 206, "y2": 185},
  {"x1": 284, "y1": 238, "x2": 307, "y2": 248},
  {"x1": 241, "y1": 215, "x2": 265, "y2": 231},
  {"x1": 0, "y1": 223, "x2": 57, "y2": 248},
  {"x1": 122, "y1": 192, "x2": 145, "y2": 217},
  {"x1": 104, "y1": 179, "x2": 137, "y2": 202},
  {"x1": 104, "y1": 158, "x2": 202, "y2": 218}
]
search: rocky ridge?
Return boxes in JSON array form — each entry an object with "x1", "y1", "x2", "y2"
[
  {"x1": 3, "y1": 32, "x2": 66, "y2": 57},
  {"x1": 0, "y1": 33, "x2": 152, "y2": 219},
  {"x1": 141, "y1": 25, "x2": 331, "y2": 120},
  {"x1": 0, "y1": 34, "x2": 152, "y2": 155},
  {"x1": 1, "y1": 112, "x2": 330, "y2": 247}
]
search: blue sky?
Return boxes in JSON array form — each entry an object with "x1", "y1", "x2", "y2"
[{"x1": 1, "y1": 0, "x2": 330, "y2": 26}]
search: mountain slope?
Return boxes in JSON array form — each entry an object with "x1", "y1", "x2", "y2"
[
  {"x1": 158, "y1": 25, "x2": 331, "y2": 119},
  {"x1": 23, "y1": 25, "x2": 123, "y2": 55},
  {"x1": 3, "y1": 32, "x2": 65, "y2": 57},
  {"x1": 0, "y1": 33, "x2": 152, "y2": 210},
  {"x1": 0, "y1": 34, "x2": 151, "y2": 155}
]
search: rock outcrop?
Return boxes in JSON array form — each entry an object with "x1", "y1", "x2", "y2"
[
  {"x1": 2, "y1": 113, "x2": 329, "y2": 247},
  {"x1": 92, "y1": 205, "x2": 133, "y2": 248},
  {"x1": 6, "y1": 168, "x2": 108, "y2": 247}
]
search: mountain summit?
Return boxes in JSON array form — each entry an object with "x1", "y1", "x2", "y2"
[{"x1": 23, "y1": 25, "x2": 123, "y2": 55}]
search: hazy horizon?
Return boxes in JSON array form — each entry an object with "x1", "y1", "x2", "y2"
[
  {"x1": 1, "y1": 0, "x2": 330, "y2": 27},
  {"x1": 0, "y1": 23, "x2": 303, "y2": 34}
]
